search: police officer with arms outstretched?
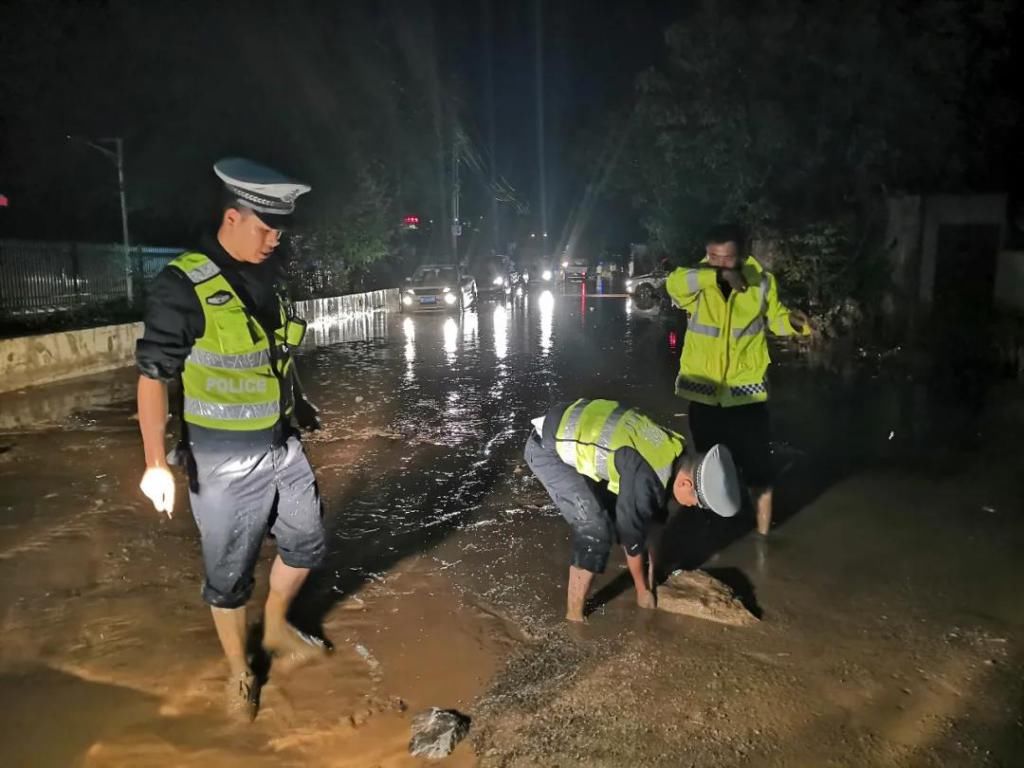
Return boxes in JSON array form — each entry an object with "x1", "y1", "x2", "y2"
[
  {"x1": 525, "y1": 398, "x2": 742, "y2": 622},
  {"x1": 136, "y1": 159, "x2": 325, "y2": 721}
]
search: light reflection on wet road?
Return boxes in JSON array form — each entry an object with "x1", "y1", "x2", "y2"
[
  {"x1": 0, "y1": 286, "x2": 1007, "y2": 632},
  {"x1": 284, "y1": 289, "x2": 690, "y2": 624},
  {"x1": 2, "y1": 287, "x2": 1022, "y2": 765},
  {"x1": 286, "y1": 286, "x2": 1019, "y2": 631}
]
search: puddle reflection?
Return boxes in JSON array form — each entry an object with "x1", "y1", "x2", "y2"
[
  {"x1": 443, "y1": 317, "x2": 459, "y2": 366},
  {"x1": 493, "y1": 305, "x2": 508, "y2": 361},
  {"x1": 403, "y1": 316, "x2": 416, "y2": 383},
  {"x1": 538, "y1": 290, "x2": 554, "y2": 355},
  {"x1": 462, "y1": 310, "x2": 478, "y2": 346}
]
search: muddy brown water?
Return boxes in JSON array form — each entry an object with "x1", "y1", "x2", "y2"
[{"x1": 1, "y1": 292, "x2": 1023, "y2": 766}]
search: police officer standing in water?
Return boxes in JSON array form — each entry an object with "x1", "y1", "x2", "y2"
[{"x1": 136, "y1": 159, "x2": 326, "y2": 720}]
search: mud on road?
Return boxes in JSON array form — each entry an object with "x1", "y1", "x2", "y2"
[{"x1": 1, "y1": 295, "x2": 1023, "y2": 766}]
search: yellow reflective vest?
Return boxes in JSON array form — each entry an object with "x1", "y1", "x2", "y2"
[
  {"x1": 170, "y1": 251, "x2": 306, "y2": 432},
  {"x1": 666, "y1": 256, "x2": 808, "y2": 407},
  {"x1": 555, "y1": 398, "x2": 685, "y2": 493}
]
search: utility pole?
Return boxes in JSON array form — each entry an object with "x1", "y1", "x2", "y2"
[
  {"x1": 533, "y1": 0, "x2": 548, "y2": 259},
  {"x1": 451, "y1": 128, "x2": 461, "y2": 263},
  {"x1": 68, "y1": 135, "x2": 133, "y2": 303},
  {"x1": 113, "y1": 138, "x2": 132, "y2": 304}
]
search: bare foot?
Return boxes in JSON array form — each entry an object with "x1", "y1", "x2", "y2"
[
  {"x1": 264, "y1": 624, "x2": 329, "y2": 670},
  {"x1": 636, "y1": 589, "x2": 657, "y2": 610},
  {"x1": 225, "y1": 670, "x2": 259, "y2": 722}
]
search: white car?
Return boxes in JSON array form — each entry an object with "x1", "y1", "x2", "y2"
[
  {"x1": 402, "y1": 264, "x2": 477, "y2": 312},
  {"x1": 625, "y1": 270, "x2": 669, "y2": 311}
]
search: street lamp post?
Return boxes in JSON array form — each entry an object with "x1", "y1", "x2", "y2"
[{"x1": 68, "y1": 135, "x2": 133, "y2": 303}]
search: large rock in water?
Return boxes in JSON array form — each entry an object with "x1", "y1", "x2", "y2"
[
  {"x1": 657, "y1": 570, "x2": 759, "y2": 626},
  {"x1": 409, "y1": 708, "x2": 471, "y2": 759}
]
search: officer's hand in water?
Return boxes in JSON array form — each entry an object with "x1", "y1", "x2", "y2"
[
  {"x1": 140, "y1": 466, "x2": 175, "y2": 518},
  {"x1": 294, "y1": 396, "x2": 321, "y2": 432},
  {"x1": 719, "y1": 268, "x2": 748, "y2": 293}
]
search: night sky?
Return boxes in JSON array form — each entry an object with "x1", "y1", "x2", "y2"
[
  {"x1": 0, "y1": 1, "x2": 671, "y2": 247},
  {"x1": 0, "y1": 0, "x2": 1020, "y2": 256}
]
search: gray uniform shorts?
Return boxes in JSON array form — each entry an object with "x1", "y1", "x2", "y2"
[
  {"x1": 523, "y1": 406, "x2": 615, "y2": 573},
  {"x1": 189, "y1": 435, "x2": 325, "y2": 608}
]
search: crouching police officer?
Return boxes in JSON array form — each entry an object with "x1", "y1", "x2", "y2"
[
  {"x1": 525, "y1": 398, "x2": 742, "y2": 622},
  {"x1": 136, "y1": 158, "x2": 325, "y2": 720}
]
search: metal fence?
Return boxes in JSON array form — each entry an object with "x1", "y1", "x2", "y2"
[{"x1": 0, "y1": 240, "x2": 180, "y2": 317}]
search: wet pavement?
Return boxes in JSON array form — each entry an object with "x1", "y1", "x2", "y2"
[{"x1": 1, "y1": 289, "x2": 1023, "y2": 766}]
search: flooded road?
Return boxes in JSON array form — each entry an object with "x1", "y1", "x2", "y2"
[{"x1": 1, "y1": 290, "x2": 1023, "y2": 766}]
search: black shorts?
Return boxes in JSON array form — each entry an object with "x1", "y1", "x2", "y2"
[{"x1": 688, "y1": 401, "x2": 773, "y2": 488}]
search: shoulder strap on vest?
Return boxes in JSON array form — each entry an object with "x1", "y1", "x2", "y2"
[{"x1": 169, "y1": 251, "x2": 221, "y2": 285}]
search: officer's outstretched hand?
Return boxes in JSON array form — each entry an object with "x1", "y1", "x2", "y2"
[
  {"x1": 790, "y1": 309, "x2": 812, "y2": 337},
  {"x1": 140, "y1": 466, "x2": 175, "y2": 519}
]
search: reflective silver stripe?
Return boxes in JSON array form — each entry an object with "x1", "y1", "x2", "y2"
[
  {"x1": 732, "y1": 274, "x2": 771, "y2": 338},
  {"x1": 684, "y1": 269, "x2": 701, "y2": 293},
  {"x1": 771, "y1": 316, "x2": 789, "y2": 334},
  {"x1": 558, "y1": 400, "x2": 588, "y2": 441},
  {"x1": 184, "y1": 397, "x2": 279, "y2": 421},
  {"x1": 733, "y1": 317, "x2": 765, "y2": 338},
  {"x1": 688, "y1": 317, "x2": 721, "y2": 337},
  {"x1": 181, "y1": 260, "x2": 221, "y2": 284},
  {"x1": 594, "y1": 406, "x2": 630, "y2": 480},
  {"x1": 687, "y1": 297, "x2": 721, "y2": 338},
  {"x1": 187, "y1": 348, "x2": 272, "y2": 369},
  {"x1": 655, "y1": 463, "x2": 673, "y2": 487},
  {"x1": 555, "y1": 400, "x2": 588, "y2": 467}
]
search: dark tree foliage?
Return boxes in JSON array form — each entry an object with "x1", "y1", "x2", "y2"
[
  {"x1": 0, "y1": 1, "x2": 459, "y2": 292},
  {"x1": 616, "y1": 0, "x2": 1020, "y2": 326}
]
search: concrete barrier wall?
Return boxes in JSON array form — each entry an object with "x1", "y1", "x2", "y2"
[
  {"x1": 0, "y1": 287, "x2": 399, "y2": 394},
  {"x1": 0, "y1": 322, "x2": 144, "y2": 394},
  {"x1": 293, "y1": 288, "x2": 399, "y2": 321}
]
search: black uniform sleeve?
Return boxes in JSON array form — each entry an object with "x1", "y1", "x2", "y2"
[
  {"x1": 135, "y1": 266, "x2": 204, "y2": 381},
  {"x1": 614, "y1": 447, "x2": 668, "y2": 556}
]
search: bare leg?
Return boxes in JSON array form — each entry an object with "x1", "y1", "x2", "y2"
[
  {"x1": 566, "y1": 565, "x2": 595, "y2": 623},
  {"x1": 263, "y1": 555, "x2": 309, "y2": 640},
  {"x1": 263, "y1": 556, "x2": 325, "y2": 665},
  {"x1": 211, "y1": 606, "x2": 249, "y2": 677},
  {"x1": 755, "y1": 486, "x2": 773, "y2": 536},
  {"x1": 211, "y1": 606, "x2": 258, "y2": 720}
]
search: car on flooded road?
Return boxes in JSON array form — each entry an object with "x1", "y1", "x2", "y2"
[
  {"x1": 471, "y1": 256, "x2": 527, "y2": 302},
  {"x1": 626, "y1": 268, "x2": 671, "y2": 311},
  {"x1": 401, "y1": 264, "x2": 477, "y2": 313},
  {"x1": 524, "y1": 256, "x2": 558, "y2": 290},
  {"x1": 560, "y1": 256, "x2": 590, "y2": 284}
]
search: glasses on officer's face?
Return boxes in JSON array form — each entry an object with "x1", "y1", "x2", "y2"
[{"x1": 253, "y1": 221, "x2": 285, "y2": 243}]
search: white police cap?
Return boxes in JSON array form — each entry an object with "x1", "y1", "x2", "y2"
[
  {"x1": 213, "y1": 158, "x2": 311, "y2": 222},
  {"x1": 693, "y1": 444, "x2": 742, "y2": 518}
]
